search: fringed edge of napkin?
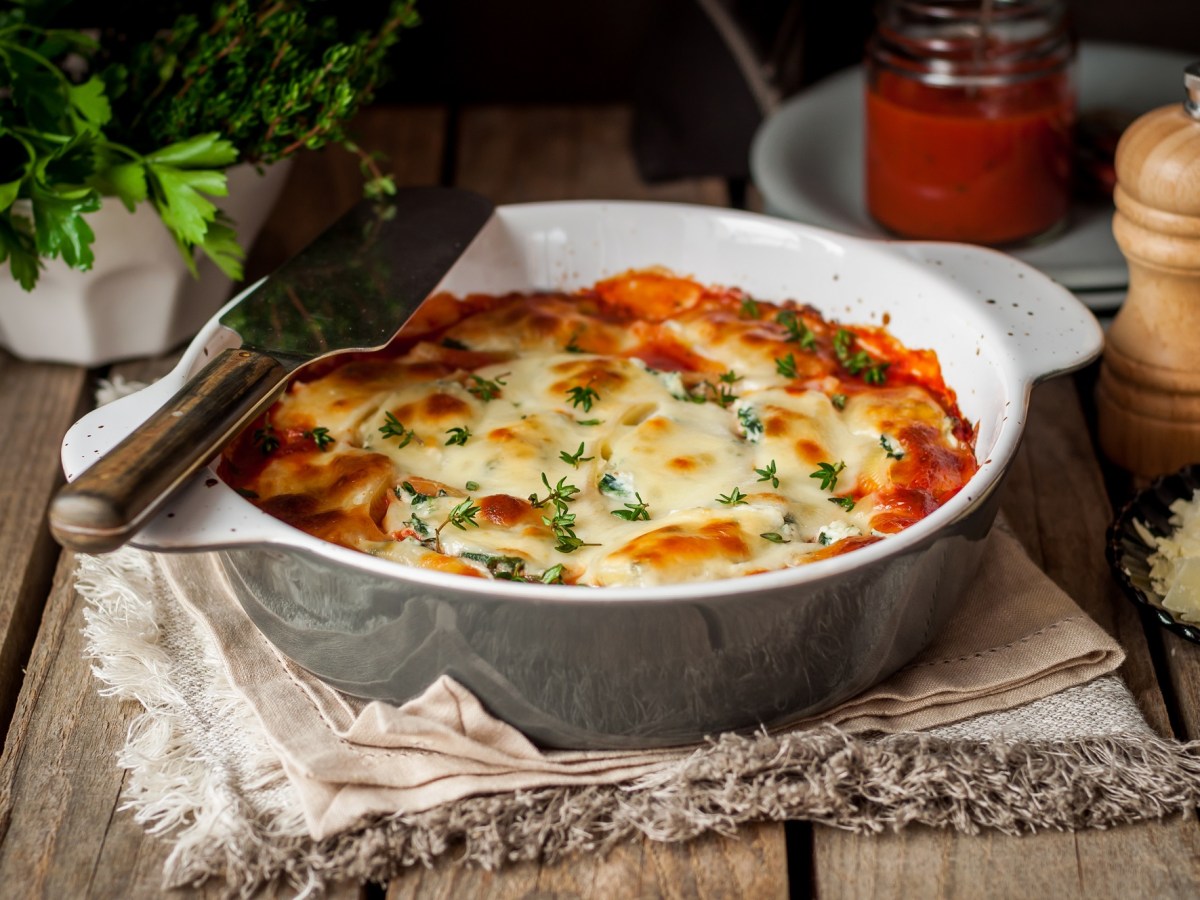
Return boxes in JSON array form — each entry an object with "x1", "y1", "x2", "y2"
[
  {"x1": 79, "y1": 549, "x2": 1200, "y2": 899},
  {"x1": 170, "y1": 731, "x2": 1200, "y2": 896}
]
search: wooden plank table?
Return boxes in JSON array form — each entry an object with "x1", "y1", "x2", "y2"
[{"x1": 0, "y1": 105, "x2": 1197, "y2": 898}]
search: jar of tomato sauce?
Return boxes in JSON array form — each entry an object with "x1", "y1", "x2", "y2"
[{"x1": 865, "y1": 0, "x2": 1076, "y2": 245}]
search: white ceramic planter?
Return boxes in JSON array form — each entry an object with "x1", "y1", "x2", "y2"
[{"x1": 0, "y1": 160, "x2": 292, "y2": 366}]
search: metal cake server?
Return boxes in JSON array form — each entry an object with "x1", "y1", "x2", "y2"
[{"x1": 49, "y1": 187, "x2": 495, "y2": 553}]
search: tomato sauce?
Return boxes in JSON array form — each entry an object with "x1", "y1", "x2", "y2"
[{"x1": 866, "y1": 69, "x2": 1074, "y2": 245}]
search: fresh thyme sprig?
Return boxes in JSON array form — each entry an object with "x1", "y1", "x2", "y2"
[
  {"x1": 755, "y1": 460, "x2": 780, "y2": 488},
  {"x1": 566, "y1": 385, "x2": 600, "y2": 411},
  {"x1": 611, "y1": 493, "x2": 650, "y2": 521},
  {"x1": 810, "y1": 461, "x2": 845, "y2": 492},
  {"x1": 687, "y1": 371, "x2": 741, "y2": 408},
  {"x1": 304, "y1": 426, "x2": 334, "y2": 451},
  {"x1": 833, "y1": 328, "x2": 889, "y2": 384},
  {"x1": 775, "y1": 353, "x2": 798, "y2": 379},
  {"x1": 528, "y1": 473, "x2": 581, "y2": 508},
  {"x1": 541, "y1": 563, "x2": 566, "y2": 584},
  {"x1": 529, "y1": 472, "x2": 594, "y2": 553},
  {"x1": 467, "y1": 373, "x2": 508, "y2": 402},
  {"x1": 829, "y1": 496, "x2": 856, "y2": 511},
  {"x1": 379, "y1": 411, "x2": 416, "y2": 447},
  {"x1": 776, "y1": 309, "x2": 817, "y2": 349},
  {"x1": 717, "y1": 487, "x2": 749, "y2": 506},
  {"x1": 434, "y1": 497, "x2": 480, "y2": 553},
  {"x1": 559, "y1": 442, "x2": 594, "y2": 468},
  {"x1": 444, "y1": 426, "x2": 472, "y2": 446}
]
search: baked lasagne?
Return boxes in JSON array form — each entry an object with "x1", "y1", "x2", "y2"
[{"x1": 220, "y1": 271, "x2": 977, "y2": 587}]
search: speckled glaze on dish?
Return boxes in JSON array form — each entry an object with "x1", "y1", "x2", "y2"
[
  {"x1": 1108, "y1": 464, "x2": 1200, "y2": 645},
  {"x1": 62, "y1": 202, "x2": 1103, "y2": 749}
]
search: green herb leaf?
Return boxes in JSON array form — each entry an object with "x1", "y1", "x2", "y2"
[
  {"x1": 529, "y1": 473, "x2": 581, "y2": 508},
  {"x1": 737, "y1": 405, "x2": 763, "y2": 443},
  {"x1": 467, "y1": 372, "x2": 508, "y2": 401},
  {"x1": 444, "y1": 497, "x2": 480, "y2": 531},
  {"x1": 305, "y1": 426, "x2": 334, "y2": 450},
  {"x1": 611, "y1": 492, "x2": 650, "y2": 521},
  {"x1": 252, "y1": 425, "x2": 279, "y2": 455},
  {"x1": 559, "y1": 442, "x2": 594, "y2": 467},
  {"x1": 566, "y1": 384, "x2": 600, "y2": 412},
  {"x1": 809, "y1": 460, "x2": 845, "y2": 492},
  {"x1": 30, "y1": 181, "x2": 99, "y2": 270},
  {"x1": 755, "y1": 460, "x2": 780, "y2": 488},
  {"x1": 828, "y1": 496, "x2": 856, "y2": 511},
  {"x1": 776, "y1": 309, "x2": 816, "y2": 349},
  {"x1": 576, "y1": 418, "x2": 602, "y2": 426},
  {"x1": 739, "y1": 296, "x2": 760, "y2": 319},
  {"x1": 540, "y1": 563, "x2": 566, "y2": 584},
  {"x1": 145, "y1": 133, "x2": 239, "y2": 169},
  {"x1": 445, "y1": 426, "x2": 472, "y2": 446},
  {"x1": 830, "y1": 393, "x2": 847, "y2": 410},
  {"x1": 833, "y1": 328, "x2": 888, "y2": 384},
  {"x1": 67, "y1": 77, "x2": 112, "y2": 131},
  {"x1": 0, "y1": 212, "x2": 40, "y2": 290},
  {"x1": 775, "y1": 353, "x2": 798, "y2": 379},
  {"x1": 717, "y1": 486, "x2": 749, "y2": 506},
  {"x1": 760, "y1": 532, "x2": 789, "y2": 543},
  {"x1": 379, "y1": 411, "x2": 415, "y2": 447},
  {"x1": 465, "y1": 480, "x2": 480, "y2": 491},
  {"x1": 880, "y1": 434, "x2": 904, "y2": 460}
]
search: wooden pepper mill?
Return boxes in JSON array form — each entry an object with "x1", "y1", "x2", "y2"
[{"x1": 1097, "y1": 62, "x2": 1200, "y2": 478}]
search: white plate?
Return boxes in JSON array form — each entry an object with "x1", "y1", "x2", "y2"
[{"x1": 750, "y1": 41, "x2": 1195, "y2": 304}]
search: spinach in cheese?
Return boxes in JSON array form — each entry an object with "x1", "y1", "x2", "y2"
[{"x1": 220, "y1": 270, "x2": 978, "y2": 587}]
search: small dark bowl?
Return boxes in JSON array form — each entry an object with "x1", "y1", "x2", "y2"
[{"x1": 1107, "y1": 464, "x2": 1200, "y2": 644}]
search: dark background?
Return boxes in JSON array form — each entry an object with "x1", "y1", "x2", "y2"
[
  {"x1": 381, "y1": 0, "x2": 1200, "y2": 104},
  {"x1": 378, "y1": 0, "x2": 1199, "y2": 184}
]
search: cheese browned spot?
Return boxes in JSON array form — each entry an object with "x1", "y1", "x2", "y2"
[{"x1": 220, "y1": 271, "x2": 978, "y2": 587}]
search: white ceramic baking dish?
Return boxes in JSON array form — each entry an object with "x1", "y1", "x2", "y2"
[{"x1": 62, "y1": 202, "x2": 1103, "y2": 748}]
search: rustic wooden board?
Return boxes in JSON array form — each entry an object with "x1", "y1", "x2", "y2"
[
  {"x1": 387, "y1": 824, "x2": 787, "y2": 900},
  {"x1": 0, "y1": 353, "x2": 89, "y2": 735},
  {"x1": 814, "y1": 377, "x2": 1200, "y2": 898}
]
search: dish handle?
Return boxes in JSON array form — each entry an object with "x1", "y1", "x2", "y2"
[{"x1": 899, "y1": 241, "x2": 1106, "y2": 385}]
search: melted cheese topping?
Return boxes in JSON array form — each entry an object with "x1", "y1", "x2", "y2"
[{"x1": 220, "y1": 271, "x2": 977, "y2": 587}]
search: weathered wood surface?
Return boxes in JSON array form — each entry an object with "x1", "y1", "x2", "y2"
[
  {"x1": 455, "y1": 105, "x2": 728, "y2": 206},
  {"x1": 387, "y1": 825, "x2": 787, "y2": 900},
  {"x1": 813, "y1": 377, "x2": 1200, "y2": 899}
]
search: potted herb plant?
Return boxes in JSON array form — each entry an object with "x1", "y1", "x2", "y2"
[{"x1": 0, "y1": 0, "x2": 418, "y2": 365}]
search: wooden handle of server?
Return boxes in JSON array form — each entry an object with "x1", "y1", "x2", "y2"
[{"x1": 49, "y1": 348, "x2": 287, "y2": 553}]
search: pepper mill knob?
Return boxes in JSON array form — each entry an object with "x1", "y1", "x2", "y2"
[{"x1": 1096, "y1": 62, "x2": 1200, "y2": 478}]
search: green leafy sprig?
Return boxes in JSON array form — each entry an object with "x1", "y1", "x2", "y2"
[{"x1": 0, "y1": 1, "x2": 420, "y2": 290}]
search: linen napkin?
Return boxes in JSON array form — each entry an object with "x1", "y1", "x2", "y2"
[{"x1": 150, "y1": 522, "x2": 1124, "y2": 842}]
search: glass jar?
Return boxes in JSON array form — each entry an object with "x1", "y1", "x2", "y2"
[{"x1": 865, "y1": 0, "x2": 1076, "y2": 245}]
